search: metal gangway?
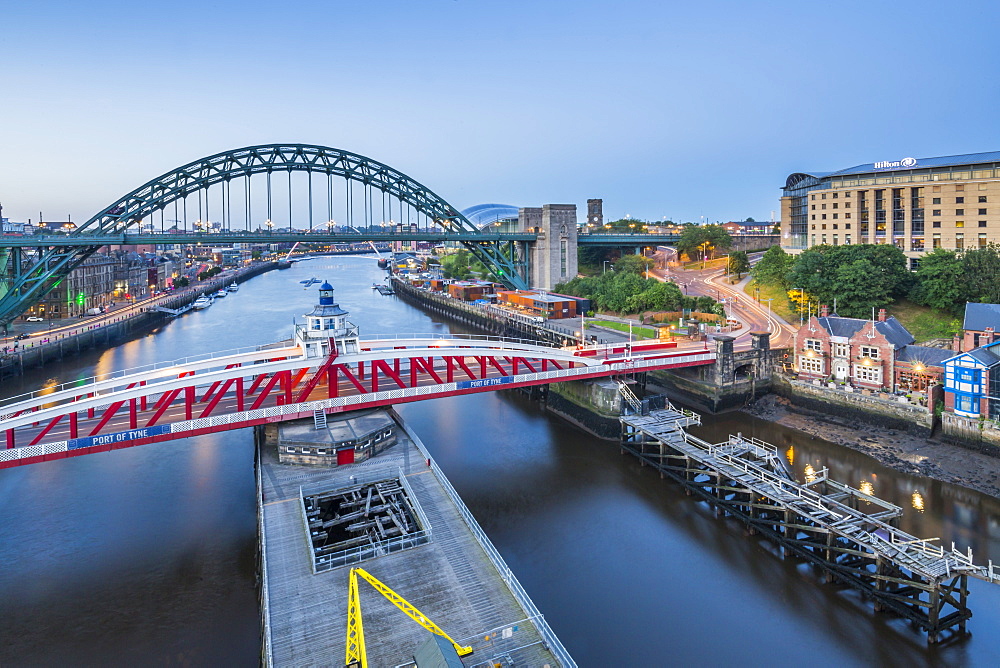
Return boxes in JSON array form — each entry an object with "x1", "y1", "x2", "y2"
[{"x1": 620, "y1": 403, "x2": 999, "y2": 644}]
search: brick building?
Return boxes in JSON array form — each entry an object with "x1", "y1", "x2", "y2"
[
  {"x1": 958, "y1": 303, "x2": 1000, "y2": 352},
  {"x1": 497, "y1": 290, "x2": 578, "y2": 319},
  {"x1": 794, "y1": 307, "x2": 948, "y2": 392}
]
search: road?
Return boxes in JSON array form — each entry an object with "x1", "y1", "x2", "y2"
[{"x1": 653, "y1": 252, "x2": 797, "y2": 349}]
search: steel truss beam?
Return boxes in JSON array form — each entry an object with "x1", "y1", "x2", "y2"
[
  {"x1": 0, "y1": 144, "x2": 529, "y2": 326},
  {"x1": 620, "y1": 425, "x2": 974, "y2": 644}
]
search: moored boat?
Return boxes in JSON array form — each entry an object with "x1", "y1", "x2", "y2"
[
  {"x1": 193, "y1": 296, "x2": 212, "y2": 309},
  {"x1": 227, "y1": 282, "x2": 239, "y2": 292}
]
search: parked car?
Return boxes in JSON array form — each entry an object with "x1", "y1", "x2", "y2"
[{"x1": 25, "y1": 316, "x2": 43, "y2": 322}]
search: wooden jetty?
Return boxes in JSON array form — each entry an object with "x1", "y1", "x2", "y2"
[
  {"x1": 256, "y1": 409, "x2": 574, "y2": 667},
  {"x1": 619, "y1": 401, "x2": 999, "y2": 644}
]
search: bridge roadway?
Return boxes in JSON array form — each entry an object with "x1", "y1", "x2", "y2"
[
  {"x1": 0, "y1": 230, "x2": 702, "y2": 247},
  {"x1": 0, "y1": 334, "x2": 714, "y2": 469}
]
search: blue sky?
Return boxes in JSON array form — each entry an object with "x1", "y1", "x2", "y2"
[{"x1": 2, "y1": 0, "x2": 999, "y2": 225}]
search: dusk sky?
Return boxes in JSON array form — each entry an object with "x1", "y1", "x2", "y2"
[{"x1": 3, "y1": 0, "x2": 999, "y2": 225}]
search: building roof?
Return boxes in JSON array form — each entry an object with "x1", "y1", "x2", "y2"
[
  {"x1": 963, "y1": 302, "x2": 1000, "y2": 331},
  {"x1": 814, "y1": 315, "x2": 915, "y2": 350},
  {"x1": 896, "y1": 345, "x2": 953, "y2": 367},
  {"x1": 785, "y1": 151, "x2": 1000, "y2": 191},
  {"x1": 461, "y1": 203, "x2": 519, "y2": 228}
]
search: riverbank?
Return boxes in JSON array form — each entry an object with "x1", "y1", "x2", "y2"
[
  {"x1": 745, "y1": 393, "x2": 1000, "y2": 499},
  {"x1": 0, "y1": 261, "x2": 280, "y2": 379}
]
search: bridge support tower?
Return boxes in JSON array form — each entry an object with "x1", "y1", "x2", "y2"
[{"x1": 519, "y1": 204, "x2": 577, "y2": 290}]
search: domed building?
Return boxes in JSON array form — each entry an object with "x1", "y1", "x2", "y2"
[{"x1": 461, "y1": 203, "x2": 520, "y2": 233}]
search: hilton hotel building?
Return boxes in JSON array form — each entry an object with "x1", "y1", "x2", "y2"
[{"x1": 782, "y1": 152, "x2": 1000, "y2": 267}]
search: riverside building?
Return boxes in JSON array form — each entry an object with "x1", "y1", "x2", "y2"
[{"x1": 782, "y1": 151, "x2": 1000, "y2": 268}]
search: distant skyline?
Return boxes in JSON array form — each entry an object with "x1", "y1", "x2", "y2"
[{"x1": 2, "y1": 0, "x2": 999, "y2": 225}]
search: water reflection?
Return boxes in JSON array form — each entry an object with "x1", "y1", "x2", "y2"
[
  {"x1": 1, "y1": 257, "x2": 1000, "y2": 666},
  {"x1": 913, "y1": 491, "x2": 926, "y2": 513}
]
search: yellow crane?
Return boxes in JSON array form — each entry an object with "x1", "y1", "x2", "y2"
[{"x1": 345, "y1": 566, "x2": 474, "y2": 668}]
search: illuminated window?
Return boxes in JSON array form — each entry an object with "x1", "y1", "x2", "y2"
[{"x1": 860, "y1": 346, "x2": 879, "y2": 360}]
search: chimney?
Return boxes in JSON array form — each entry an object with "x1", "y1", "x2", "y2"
[
  {"x1": 820, "y1": 305, "x2": 829, "y2": 317},
  {"x1": 878, "y1": 308, "x2": 887, "y2": 322},
  {"x1": 987, "y1": 327, "x2": 995, "y2": 344}
]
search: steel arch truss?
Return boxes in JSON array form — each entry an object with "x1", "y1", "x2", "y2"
[{"x1": 0, "y1": 144, "x2": 528, "y2": 326}]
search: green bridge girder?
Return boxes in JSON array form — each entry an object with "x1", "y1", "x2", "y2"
[{"x1": 0, "y1": 144, "x2": 531, "y2": 327}]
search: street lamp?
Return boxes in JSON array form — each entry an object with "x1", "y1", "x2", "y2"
[
  {"x1": 603, "y1": 260, "x2": 612, "y2": 274},
  {"x1": 762, "y1": 298, "x2": 773, "y2": 324}
]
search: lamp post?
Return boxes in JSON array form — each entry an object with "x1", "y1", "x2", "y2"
[
  {"x1": 603, "y1": 260, "x2": 612, "y2": 275},
  {"x1": 762, "y1": 298, "x2": 773, "y2": 326},
  {"x1": 792, "y1": 287, "x2": 804, "y2": 325}
]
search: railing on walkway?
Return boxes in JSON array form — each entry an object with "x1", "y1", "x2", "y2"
[
  {"x1": 255, "y1": 443, "x2": 274, "y2": 668},
  {"x1": 392, "y1": 409, "x2": 578, "y2": 668}
]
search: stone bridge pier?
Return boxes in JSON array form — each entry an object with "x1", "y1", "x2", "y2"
[{"x1": 650, "y1": 331, "x2": 785, "y2": 412}]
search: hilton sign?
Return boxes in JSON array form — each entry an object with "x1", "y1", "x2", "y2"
[{"x1": 873, "y1": 157, "x2": 918, "y2": 170}]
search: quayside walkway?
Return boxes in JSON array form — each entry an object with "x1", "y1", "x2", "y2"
[
  {"x1": 257, "y1": 409, "x2": 574, "y2": 667},
  {"x1": 619, "y1": 402, "x2": 1000, "y2": 644}
]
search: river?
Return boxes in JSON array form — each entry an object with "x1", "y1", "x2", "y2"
[{"x1": 1, "y1": 256, "x2": 998, "y2": 666}]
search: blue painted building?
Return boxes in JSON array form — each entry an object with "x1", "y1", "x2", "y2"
[{"x1": 942, "y1": 342, "x2": 1000, "y2": 418}]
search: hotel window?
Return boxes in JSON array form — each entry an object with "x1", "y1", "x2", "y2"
[
  {"x1": 956, "y1": 233, "x2": 965, "y2": 250},
  {"x1": 833, "y1": 214, "x2": 838, "y2": 219},
  {"x1": 811, "y1": 215, "x2": 816, "y2": 220},
  {"x1": 845, "y1": 213, "x2": 852, "y2": 219},
  {"x1": 956, "y1": 209, "x2": 965, "y2": 216},
  {"x1": 956, "y1": 197, "x2": 965, "y2": 203},
  {"x1": 933, "y1": 221, "x2": 941, "y2": 227},
  {"x1": 845, "y1": 191, "x2": 851, "y2": 197},
  {"x1": 956, "y1": 220, "x2": 965, "y2": 227},
  {"x1": 845, "y1": 235, "x2": 852, "y2": 244},
  {"x1": 822, "y1": 214, "x2": 827, "y2": 220},
  {"x1": 811, "y1": 234, "x2": 817, "y2": 245},
  {"x1": 822, "y1": 203, "x2": 827, "y2": 209},
  {"x1": 845, "y1": 223, "x2": 851, "y2": 229},
  {"x1": 980, "y1": 220, "x2": 988, "y2": 227},
  {"x1": 979, "y1": 208, "x2": 987, "y2": 215},
  {"x1": 860, "y1": 346, "x2": 879, "y2": 360},
  {"x1": 932, "y1": 197, "x2": 941, "y2": 204},
  {"x1": 821, "y1": 224, "x2": 827, "y2": 230},
  {"x1": 854, "y1": 365, "x2": 882, "y2": 384},
  {"x1": 979, "y1": 195, "x2": 988, "y2": 203},
  {"x1": 911, "y1": 237, "x2": 924, "y2": 251},
  {"x1": 933, "y1": 233, "x2": 941, "y2": 248},
  {"x1": 980, "y1": 233, "x2": 988, "y2": 248},
  {"x1": 811, "y1": 195, "x2": 816, "y2": 200},
  {"x1": 799, "y1": 357, "x2": 823, "y2": 374},
  {"x1": 833, "y1": 192, "x2": 839, "y2": 198},
  {"x1": 805, "y1": 339, "x2": 822, "y2": 352},
  {"x1": 833, "y1": 224, "x2": 838, "y2": 229},
  {"x1": 821, "y1": 234, "x2": 827, "y2": 244},
  {"x1": 833, "y1": 235, "x2": 839, "y2": 245},
  {"x1": 822, "y1": 193, "x2": 827, "y2": 199},
  {"x1": 812, "y1": 204, "x2": 816, "y2": 210},
  {"x1": 932, "y1": 209, "x2": 941, "y2": 216}
]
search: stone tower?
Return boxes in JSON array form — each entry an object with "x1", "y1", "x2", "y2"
[
  {"x1": 519, "y1": 204, "x2": 578, "y2": 290},
  {"x1": 586, "y1": 198, "x2": 603, "y2": 229}
]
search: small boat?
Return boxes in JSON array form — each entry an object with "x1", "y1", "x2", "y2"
[
  {"x1": 377, "y1": 258, "x2": 389, "y2": 270},
  {"x1": 193, "y1": 296, "x2": 212, "y2": 310},
  {"x1": 215, "y1": 289, "x2": 227, "y2": 298},
  {"x1": 227, "y1": 282, "x2": 239, "y2": 292}
]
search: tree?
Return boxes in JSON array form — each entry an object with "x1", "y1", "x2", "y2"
[
  {"x1": 910, "y1": 248, "x2": 965, "y2": 314},
  {"x1": 251, "y1": 250, "x2": 262, "y2": 260},
  {"x1": 750, "y1": 245, "x2": 795, "y2": 289},
  {"x1": 614, "y1": 253, "x2": 653, "y2": 275},
  {"x1": 440, "y1": 250, "x2": 472, "y2": 280},
  {"x1": 727, "y1": 250, "x2": 750, "y2": 278},
  {"x1": 675, "y1": 225, "x2": 733, "y2": 261},
  {"x1": 173, "y1": 277, "x2": 189, "y2": 288},
  {"x1": 962, "y1": 244, "x2": 1000, "y2": 305},
  {"x1": 833, "y1": 258, "x2": 893, "y2": 318}
]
